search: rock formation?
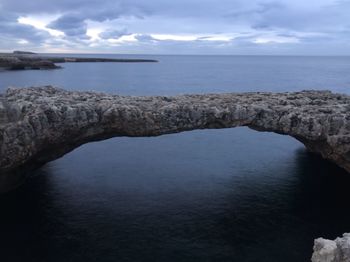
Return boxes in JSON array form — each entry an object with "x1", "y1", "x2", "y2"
[
  {"x1": 13, "y1": 50, "x2": 37, "y2": 55},
  {"x1": 0, "y1": 56, "x2": 60, "y2": 70},
  {"x1": 312, "y1": 234, "x2": 350, "y2": 262},
  {"x1": 1, "y1": 86, "x2": 350, "y2": 191},
  {"x1": 0, "y1": 53, "x2": 158, "y2": 70}
]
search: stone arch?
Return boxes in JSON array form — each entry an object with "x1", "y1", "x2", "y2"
[{"x1": 1, "y1": 86, "x2": 349, "y2": 192}]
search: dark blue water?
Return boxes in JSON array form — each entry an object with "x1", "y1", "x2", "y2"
[{"x1": 1, "y1": 55, "x2": 350, "y2": 262}]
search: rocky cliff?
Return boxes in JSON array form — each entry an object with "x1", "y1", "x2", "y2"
[{"x1": 1, "y1": 86, "x2": 350, "y2": 191}]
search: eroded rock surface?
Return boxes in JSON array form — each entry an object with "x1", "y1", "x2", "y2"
[
  {"x1": 312, "y1": 234, "x2": 350, "y2": 262},
  {"x1": 0, "y1": 96, "x2": 7, "y2": 124},
  {"x1": 1, "y1": 86, "x2": 350, "y2": 191}
]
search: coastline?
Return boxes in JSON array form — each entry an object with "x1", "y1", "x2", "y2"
[{"x1": 0, "y1": 52, "x2": 158, "y2": 71}]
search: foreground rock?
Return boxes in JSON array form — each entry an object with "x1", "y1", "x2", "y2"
[
  {"x1": 1, "y1": 86, "x2": 350, "y2": 191},
  {"x1": 0, "y1": 53, "x2": 158, "y2": 70},
  {"x1": 312, "y1": 234, "x2": 350, "y2": 262}
]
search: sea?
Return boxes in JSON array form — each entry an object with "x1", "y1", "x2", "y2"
[{"x1": 1, "y1": 55, "x2": 350, "y2": 262}]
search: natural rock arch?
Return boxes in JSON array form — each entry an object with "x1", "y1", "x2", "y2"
[{"x1": 1, "y1": 86, "x2": 350, "y2": 192}]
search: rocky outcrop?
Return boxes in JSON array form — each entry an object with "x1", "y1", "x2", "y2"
[
  {"x1": 0, "y1": 96, "x2": 8, "y2": 124},
  {"x1": 0, "y1": 53, "x2": 158, "y2": 70},
  {"x1": 0, "y1": 56, "x2": 60, "y2": 70},
  {"x1": 13, "y1": 51, "x2": 37, "y2": 55},
  {"x1": 1, "y1": 86, "x2": 350, "y2": 191},
  {"x1": 312, "y1": 234, "x2": 350, "y2": 262}
]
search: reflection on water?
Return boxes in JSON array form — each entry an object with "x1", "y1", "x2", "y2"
[{"x1": 1, "y1": 128, "x2": 350, "y2": 262}]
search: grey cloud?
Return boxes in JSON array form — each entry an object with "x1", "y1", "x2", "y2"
[
  {"x1": 225, "y1": 1, "x2": 284, "y2": 18},
  {"x1": 196, "y1": 36, "x2": 212, "y2": 40},
  {"x1": 0, "y1": 10, "x2": 18, "y2": 22},
  {"x1": 0, "y1": 10, "x2": 50, "y2": 43},
  {"x1": 0, "y1": 0, "x2": 110, "y2": 14},
  {"x1": 99, "y1": 29, "x2": 129, "y2": 39},
  {"x1": 276, "y1": 32, "x2": 297, "y2": 37},
  {"x1": 0, "y1": 0, "x2": 350, "y2": 54},
  {"x1": 48, "y1": 14, "x2": 87, "y2": 36},
  {"x1": 252, "y1": 1, "x2": 350, "y2": 32},
  {"x1": 134, "y1": 34, "x2": 158, "y2": 42},
  {"x1": 42, "y1": 2, "x2": 143, "y2": 40}
]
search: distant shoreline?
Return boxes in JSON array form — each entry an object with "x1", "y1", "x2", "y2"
[{"x1": 0, "y1": 51, "x2": 158, "y2": 71}]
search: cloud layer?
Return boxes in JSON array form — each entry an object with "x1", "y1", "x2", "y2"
[{"x1": 0, "y1": 0, "x2": 349, "y2": 54}]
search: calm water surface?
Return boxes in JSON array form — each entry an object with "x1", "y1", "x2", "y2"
[{"x1": 1, "y1": 55, "x2": 350, "y2": 262}]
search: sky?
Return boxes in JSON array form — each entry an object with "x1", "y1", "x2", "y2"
[{"x1": 0, "y1": 0, "x2": 350, "y2": 55}]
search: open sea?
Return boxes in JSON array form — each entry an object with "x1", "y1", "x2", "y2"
[{"x1": 1, "y1": 55, "x2": 350, "y2": 262}]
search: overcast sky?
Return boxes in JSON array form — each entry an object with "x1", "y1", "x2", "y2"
[{"x1": 0, "y1": 0, "x2": 349, "y2": 55}]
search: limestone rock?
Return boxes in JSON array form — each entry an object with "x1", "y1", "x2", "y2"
[
  {"x1": 312, "y1": 234, "x2": 350, "y2": 262},
  {"x1": 1, "y1": 86, "x2": 350, "y2": 191}
]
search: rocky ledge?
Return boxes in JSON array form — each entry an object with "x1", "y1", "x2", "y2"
[
  {"x1": 0, "y1": 53, "x2": 158, "y2": 70},
  {"x1": 312, "y1": 234, "x2": 350, "y2": 262},
  {"x1": 1, "y1": 86, "x2": 350, "y2": 191}
]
